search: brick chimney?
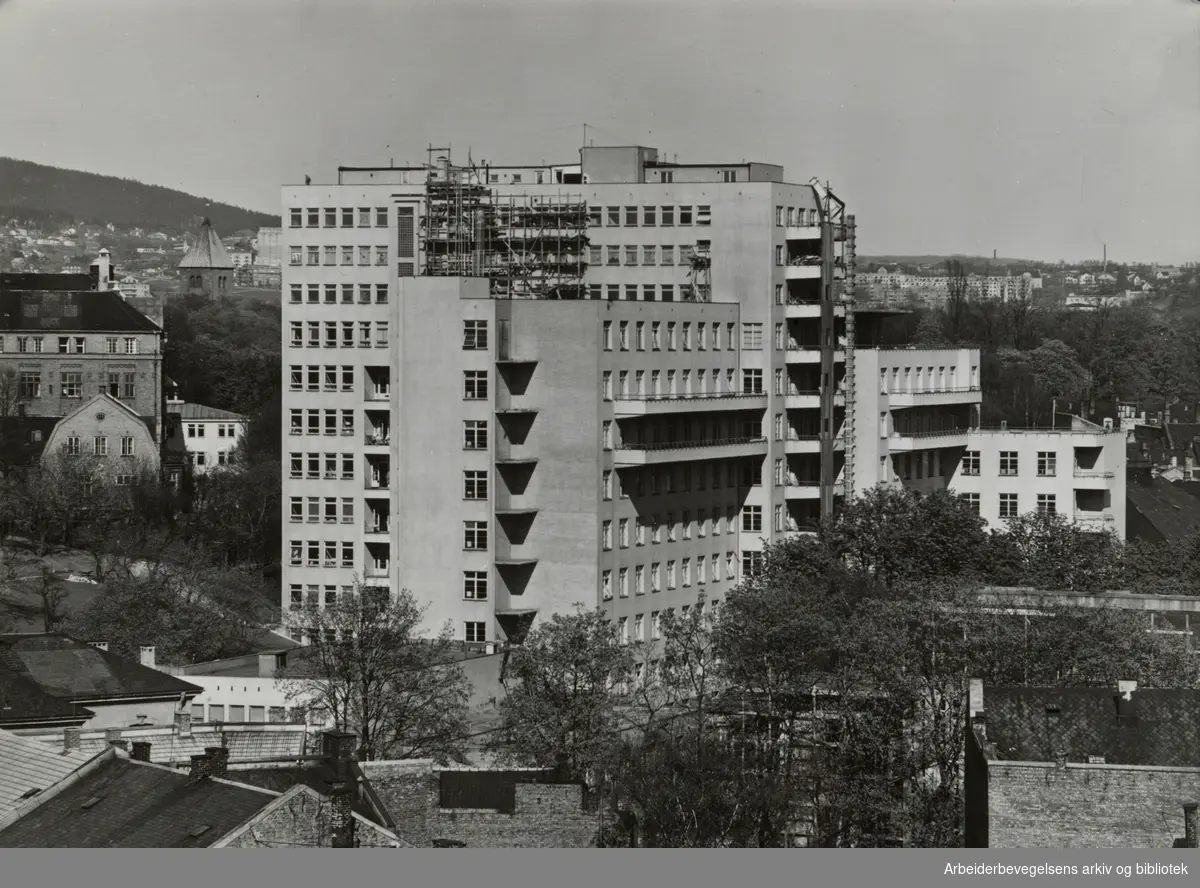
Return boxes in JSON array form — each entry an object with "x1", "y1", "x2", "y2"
[
  {"x1": 63, "y1": 727, "x2": 81, "y2": 753},
  {"x1": 174, "y1": 709, "x2": 192, "y2": 738},
  {"x1": 104, "y1": 728, "x2": 127, "y2": 751},
  {"x1": 130, "y1": 741, "x2": 152, "y2": 762},
  {"x1": 205, "y1": 746, "x2": 229, "y2": 778},
  {"x1": 323, "y1": 730, "x2": 358, "y2": 848},
  {"x1": 1185, "y1": 803, "x2": 1199, "y2": 849},
  {"x1": 139, "y1": 646, "x2": 156, "y2": 669},
  {"x1": 188, "y1": 753, "x2": 212, "y2": 784}
]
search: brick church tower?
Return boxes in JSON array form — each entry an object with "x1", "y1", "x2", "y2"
[{"x1": 178, "y1": 217, "x2": 234, "y2": 298}]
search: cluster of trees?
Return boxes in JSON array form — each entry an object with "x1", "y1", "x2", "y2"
[
  {"x1": 0, "y1": 437, "x2": 280, "y2": 663},
  {"x1": 0, "y1": 157, "x2": 277, "y2": 235},
  {"x1": 479, "y1": 488, "x2": 1200, "y2": 847},
  {"x1": 909, "y1": 261, "x2": 1200, "y2": 426}
]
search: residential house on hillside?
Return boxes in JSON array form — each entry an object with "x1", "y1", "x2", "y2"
[
  {"x1": 965, "y1": 680, "x2": 1200, "y2": 848},
  {"x1": 164, "y1": 399, "x2": 247, "y2": 473}
]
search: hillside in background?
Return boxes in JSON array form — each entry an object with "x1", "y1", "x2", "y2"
[
  {"x1": 0, "y1": 157, "x2": 278, "y2": 234},
  {"x1": 859, "y1": 254, "x2": 1048, "y2": 268}
]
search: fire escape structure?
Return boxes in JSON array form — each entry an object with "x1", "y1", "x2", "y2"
[{"x1": 421, "y1": 155, "x2": 589, "y2": 299}]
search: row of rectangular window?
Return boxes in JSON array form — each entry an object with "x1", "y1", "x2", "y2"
[
  {"x1": 603, "y1": 367, "x2": 758, "y2": 399},
  {"x1": 602, "y1": 319, "x2": 739, "y2": 352},
  {"x1": 616, "y1": 601, "x2": 720, "y2": 647},
  {"x1": 288, "y1": 496, "x2": 356, "y2": 523},
  {"x1": 289, "y1": 207, "x2": 389, "y2": 229},
  {"x1": 960, "y1": 450, "x2": 1058, "y2": 477},
  {"x1": 602, "y1": 552, "x2": 737, "y2": 601},
  {"x1": 289, "y1": 540, "x2": 356, "y2": 568},
  {"x1": 289, "y1": 321, "x2": 389, "y2": 348},
  {"x1": 774, "y1": 206, "x2": 820, "y2": 227},
  {"x1": 290, "y1": 245, "x2": 389, "y2": 266},
  {"x1": 288, "y1": 453, "x2": 357, "y2": 480},
  {"x1": 61, "y1": 435, "x2": 137, "y2": 457},
  {"x1": 600, "y1": 507, "x2": 745, "y2": 549},
  {"x1": 185, "y1": 423, "x2": 237, "y2": 438},
  {"x1": 15, "y1": 371, "x2": 136, "y2": 400},
  {"x1": 0, "y1": 336, "x2": 141, "y2": 355},
  {"x1": 587, "y1": 242, "x2": 710, "y2": 267},
  {"x1": 289, "y1": 283, "x2": 390, "y2": 305},
  {"x1": 590, "y1": 206, "x2": 712, "y2": 227},
  {"x1": 288, "y1": 409, "x2": 357, "y2": 436},
  {"x1": 959, "y1": 492, "x2": 1058, "y2": 518},
  {"x1": 288, "y1": 365, "x2": 356, "y2": 393},
  {"x1": 587, "y1": 284, "x2": 708, "y2": 303}
]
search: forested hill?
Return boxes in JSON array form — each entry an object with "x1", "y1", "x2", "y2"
[{"x1": 0, "y1": 157, "x2": 278, "y2": 234}]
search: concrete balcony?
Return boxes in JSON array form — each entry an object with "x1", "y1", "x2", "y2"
[
  {"x1": 885, "y1": 387, "x2": 983, "y2": 408},
  {"x1": 1074, "y1": 511, "x2": 1117, "y2": 530},
  {"x1": 364, "y1": 478, "x2": 390, "y2": 492},
  {"x1": 364, "y1": 521, "x2": 390, "y2": 537},
  {"x1": 783, "y1": 483, "x2": 822, "y2": 499},
  {"x1": 613, "y1": 436, "x2": 768, "y2": 467},
  {"x1": 1073, "y1": 469, "x2": 1117, "y2": 489},
  {"x1": 364, "y1": 433, "x2": 390, "y2": 448},
  {"x1": 783, "y1": 390, "x2": 845, "y2": 410},
  {"x1": 785, "y1": 348, "x2": 846, "y2": 364},
  {"x1": 785, "y1": 225, "x2": 821, "y2": 241},
  {"x1": 364, "y1": 567, "x2": 390, "y2": 580},
  {"x1": 613, "y1": 392, "x2": 768, "y2": 416},
  {"x1": 784, "y1": 301, "x2": 844, "y2": 319},
  {"x1": 887, "y1": 428, "x2": 971, "y2": 451},
  {"x1": 785, "y1": 264, "x2": 821, "y2": 280},
  {"x1": 783, "y1": 436, "x2": 822, "y2": 454}
]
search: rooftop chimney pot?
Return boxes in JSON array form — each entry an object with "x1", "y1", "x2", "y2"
[
  {"x1": 174, "y1": 709, "x2": 193, "y2": 738},
  {"x1": 63, "y1": 727, "x2": 81, "y2": 753},
  {"x1": 139, "y1": 646, "x2": 156, "y2": 669},
  {"x1": 204, "y1": 746, "x2": 229, "y2": 778},
  {"x1": 189, "y1": 753, "x2": 211, "y2": 783}
]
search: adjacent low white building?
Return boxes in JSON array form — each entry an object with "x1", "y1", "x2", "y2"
[
  {"x1": 949, "y1": 416, "x2": 1126, "y2": 539},
  {"x1": 167, "y1": 400, "x2": 248, "y2": 473}
]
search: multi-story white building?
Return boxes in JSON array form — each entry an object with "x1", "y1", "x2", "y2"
[
  {"x1": 166, "y1": 400, "x2": 248, "y2": 473},
  {"x1": 279, "y1": 144, "x2": 1119, "y2": 647},
  {"x1": 949, "y1": 417, "x2": 1126, "y2": 539}
]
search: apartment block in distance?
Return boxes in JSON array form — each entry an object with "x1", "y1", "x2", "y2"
[{"x1": 283, "y1": 144, "x2": 983, "y2": 644}]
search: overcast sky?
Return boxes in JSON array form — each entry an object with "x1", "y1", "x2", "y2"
[{"x1": 0, "y1": 0, "x2": 1195, "y2": 263}]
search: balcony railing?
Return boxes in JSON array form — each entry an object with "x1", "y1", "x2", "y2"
[
  {"x1": 884, "y1": 386, "x2": 981, "y2": 395},
  {"x1": 617, "y1": 436, "x2": 767, "y2": 453},
  {"x1": 365, "y1": 479, "x2": 390, "y2": 490},
  {"x1": 365, "y1": 521, "x2": 390, "y2": 534},
  {"x1": 1074, "y1": 469, "x2": 1115, "y2": 479},
  {"x1": 365, "y1": 392, "x2": 390, "y2": 402},
  {"x1": 364, "y1": 568, "x2": 389, "y2": 579},
  {"x1": 364, "y1": 433, "x2": 390, "y2": 446},
  {"x1": 891, "y1": 428, "x2": 969, "y2": 439},
  {"x1": 617, "y1": 391, "x2": 764, "y2": 402}
]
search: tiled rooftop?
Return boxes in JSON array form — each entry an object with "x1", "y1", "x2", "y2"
[
  {"x1": 178, "y1": 219, "x2": 234, "y2": 270},
  {"x1": 0, "y1": 728, "x2": 98, "y2": 819},
  {"x1": 0, "y1": 756, "x2": 277, "y2": 847}
]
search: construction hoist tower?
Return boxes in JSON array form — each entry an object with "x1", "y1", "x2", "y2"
[
  {"x1": 809, "y1": 179, "x2": 851, "y2": 525},
  {"x1": 841, "y1": 214, "x2": 857, "y2": 501}
]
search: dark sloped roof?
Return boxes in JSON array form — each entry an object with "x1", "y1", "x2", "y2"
[
  {"x1": 982, "y1": 686, "x2": 1200, "y2": 767},
  {"x1": 0, "y1": 634, "x2": 202, "y2": 703},
  {"x1": 0, "y1": 273, "x2": 94, "y2": 292},
  {"x1": 231, "y1": 762, "x2": 382, "y2": 824},
  {"x1": 0, "y1": 670, "x2": 93, "y2": 729},
  {"x1": 0, "y1": 756, "x2": 276, "y2": 847},
  {"x1": 0, "y1": 290, "x2": 160, "y2": 333},
  {"x1": 178, "y1": 219, "x2": 234, "y2": 270},
  {"x1": 1126, "y1": 478, "x2": 1200, "y2": 543}
]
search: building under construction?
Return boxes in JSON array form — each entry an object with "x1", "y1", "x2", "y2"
[{"x1": 421, "y1": 159, "x2": 589, "y2": 300}]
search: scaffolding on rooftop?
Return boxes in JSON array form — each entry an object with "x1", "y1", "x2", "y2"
[{"x1": 421, "y1": 155, "x2": 589, "y2": 299}]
